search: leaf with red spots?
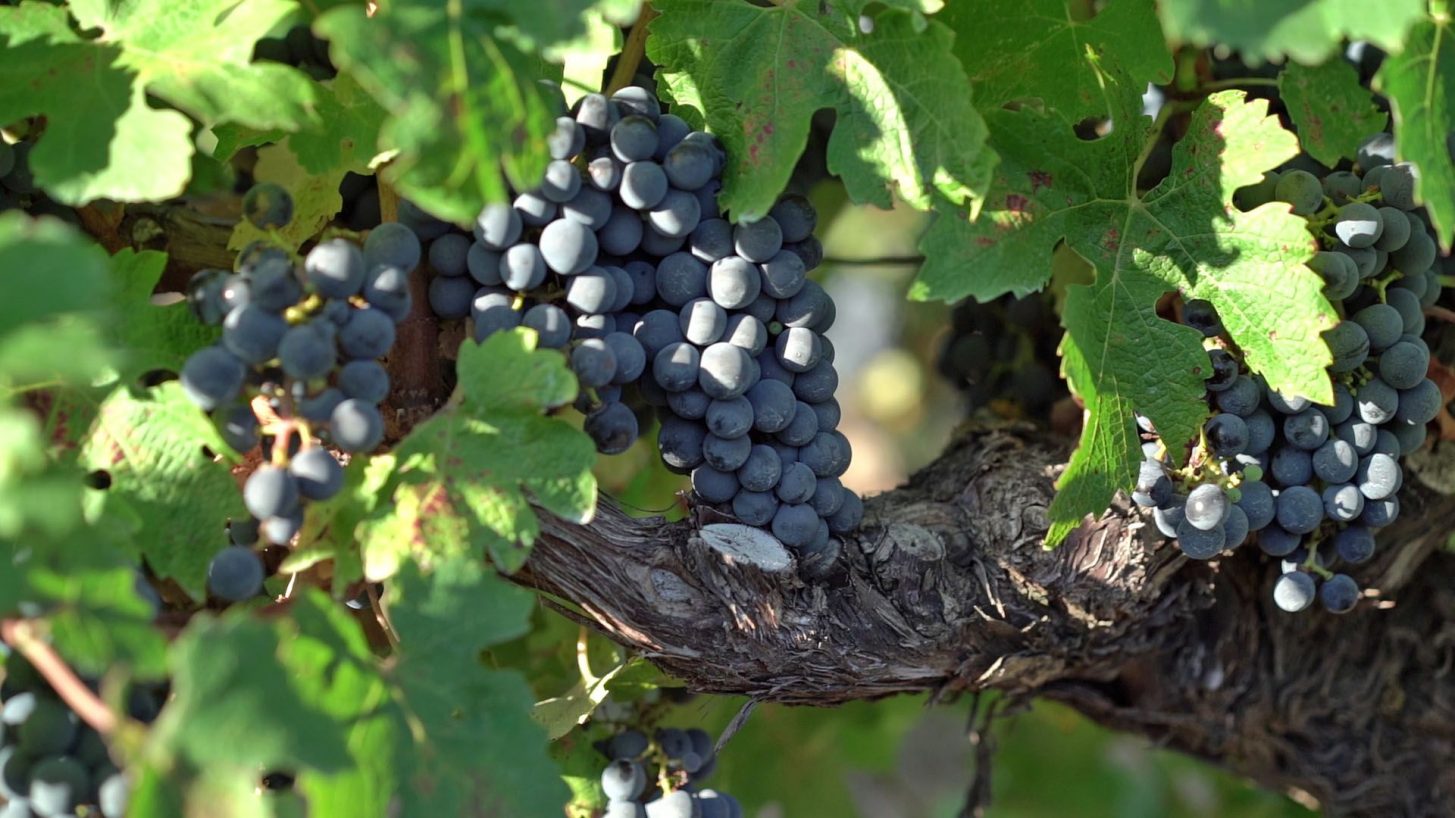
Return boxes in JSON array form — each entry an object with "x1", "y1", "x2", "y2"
[
  {"x1": 917, "y1": 89, "x2": 1337, "y2": 545},
  {"x1": 648, "y1": 0, "x2": 993, "y2": 219},
  {"x1": 1279, "y1": 59, "x2": 1386, "y2": 168},
  {"x1": 943, "y1": 0, "x2": 1172, "y2": 120},
  {"x1": 355, "y1": 330, "x2": 596, "y2": 580}
]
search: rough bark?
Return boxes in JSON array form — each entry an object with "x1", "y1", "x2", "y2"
[{"x1": 521, "y1": 425, "x2": 1455, "y2": 817}]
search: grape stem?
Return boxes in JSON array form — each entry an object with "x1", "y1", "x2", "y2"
[
  {"x1": 1302, "y1": 551, "x2": 1334, "y2": 581},
  {"x1": 1130, "y1": 100, "x2": 1182, "y2": 183},
  {"x1": 605, "y1": 4, "x2": 660, "y2": 97},
  {"x1": 0, "y1": 619, "x2": 118, "y2": 735},
  {"x1": 366, "y1": 581, "x2": 400, "y2": 650},
  {"x1": 1369, "y1": 269, "x2": 1404, "y2": 302},
  {"x1": 377, "y1": 176, "x2": 400, "y2": 225}
]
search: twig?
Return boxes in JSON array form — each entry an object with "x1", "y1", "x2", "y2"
[
  {"x1": 1425, "y1": 305, "x2": 1455, "y2": 324},
  {"x1": 367, "y1": 581, "x2": 400, "y2": 651},
  {"x1": 0, "y1": 620, "x2": 117, "y2": 735},
  {"x1": 605, "y1": 5, "x2": 659, "y2": 96},
  {"x1": 1131, "y1": 98, "x2": 1179, "y2": 182},
  {"x1": 959, "y1": 694, "x2": 1000, "y2": 818},
  {"x1": 377, "y1": 176, "x2": 399, "y2": 225},
  {"x1": 577, "y1": 625, "x2": 600, "y2": 687}
]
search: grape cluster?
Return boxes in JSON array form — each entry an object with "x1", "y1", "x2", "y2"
[
  {"x1": 251, "y1": 23, "x2": 335, "y2": 80},
  {"x1": 596, "y1": 727, "x2": 741, "y2": 818},
  {"x1": 422, "y1": 85, "x2": 863, "y2": 554},
  {"x1": 937, "y1": 292, "x2": 1064, "y2": 417},
  {"x1": 1137, "y1": 133, "x2": 1445, "y2": 614},
  {"x1": 181, "y1": 185, "x2": 414, "y2": 597},
  {"x1": 0, "y1": 139, "x2": 78, "y2": 226},
  {"x1": 0, "y1": 654, "x2": 162, "y2": 818}
]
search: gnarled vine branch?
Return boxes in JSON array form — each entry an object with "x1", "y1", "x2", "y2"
[{"x1": 521, "y1": 426, "x2": 1455, "y2": 817}]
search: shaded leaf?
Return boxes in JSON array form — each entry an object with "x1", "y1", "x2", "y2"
[
  {"x1": 943, "y1": 0, "x2": 1172, "y2": 119},
  {"x1": 1280, "y1": 59, "x2": 1387, "y2": 168},
  {"x1": 1377, "y1": 13, "x2": 1455, "y2": 250},
  {"x1": 649, "y1": 0, "x2": 993, "y2": 218},
  {"x1": 110, "y1": 249, "x2": 218, "y2": 380},
  {"x1": 316, "y1": 1, "x2": 559, "y2": 223},
  {"x1": 1158, "y1": 0, "x2": 1425, "y2": 65},
  {"x1": 78, "y1": 383, "x2": 244, "y2": 595}
]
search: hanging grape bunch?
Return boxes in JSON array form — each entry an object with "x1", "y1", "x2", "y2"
[
  {"x1": 0, "y1": 137, "x2": 79, "y2": 224},
  {"x1": 0, "y1": 654, "x2": 164, "y2": 818},
  {"x1": 1134, "y1": 132, "x2": 1444, "y2": 614},
  {"x1": 422, "y1": 84, "x2": 863, "y2": 560},
  {"x1": 937, "y1": 292, "x2": 1065, "y2": 417},
  {"x1": 596, "y1": 726, "x2": 742, "y2": 818},
  {"x1": 179, "y1": 183, "x2": 413, "y2": 601}
]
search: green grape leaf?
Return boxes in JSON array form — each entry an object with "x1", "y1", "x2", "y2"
[
  {"x1": 31, "y1": 564, "x2": 169, "y2": 680},
  {"x1": 0, "y1": 4, "x2": 193, "y2": 204},
  {"x1": 109, "y1": 249, "x2": 218, "y2": 380},
  {"x1": 482, "y1": 0, "x2": 635, "y2": 50},
  {"x1": 649, "y1": 0, "x2": 993, "y2": 219},
  {"x1": 229, "y1": 142, "x2": 346, "y2": 252},
  {"x1": 942, "y1": 0, "x2": 1172, "y2": 119},
  {"x1": 0, "y1": 320, "x2": 114, "y2": 396},
  {"x1": 126, "y1": 766, "x2": 279, "y2": 818},
  {"x1": 0, "y1": 212, "x2": 110, "y2": 339},
  {"x1": 211, "y1": 74, "x2": 388, "y2": 177},
  {"x1": 1158, "y1": 0, "x2": 1426, "y2": 65},
  {"x1": 916, "y1": 90, "x2": 1333, "y2": 544},
  {"x1": 356, "y1": 330, "x2": 595, "y2": 581},
  {"x1": 532, "y1": 656, "x2": 629, "y2": 739},
  {"x1": 287, "y1": 73, "x2": 388, "y2": 176},
  {"x1": 1377, "y1": 14, "x2": 1455, "y2": 250},
  {"x1": 78, "y1": 383, "x2": 244, "y2": 596},
  {"x1": 1280, "y1": 59, "x2": 1388, "y2": 168},
  {"x1": 276, "y1": 590, "x2": 405, "y2": 818},
  {"x1": 0, "y1": 406, "x2": 163, "y2": 677},
  {"x1": 0, "y1": 406, "x2": 90, "y2": 543},
  {"x1": 385, "y1": 560, "x2": 567, "y2": 816},
  {"x1": 316, "y1": 1, "x2": 559, "y2": 223},
  {"x1": 137, "y1": 610, "x2": 352, "y2": 810},
  {"x1": 210, "y1": 123, "x2": 286, "y2": 166},
  {"x1": 294, "y1": 563, "x2": 568, "y2": 818},
  {"x1": 67, "y1": 0, "x2": 317, "y2": 131},
  {"x1": 0, "y1": 213, "x2": 118, "y2": 387}
]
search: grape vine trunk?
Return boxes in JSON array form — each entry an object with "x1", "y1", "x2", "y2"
[{"x1": 521, "y1": 426, "x2": 1455, "y2": 815}]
